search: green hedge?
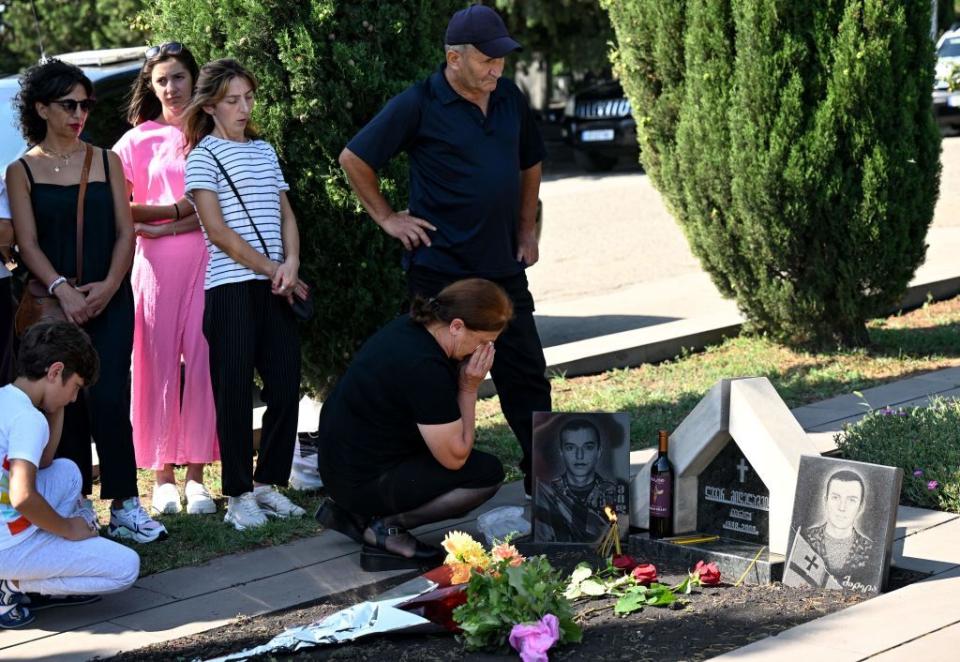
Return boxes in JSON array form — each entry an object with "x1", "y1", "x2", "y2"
[
  {"x1": 838, "y1": 397, "x2": 960, "y2": 512},
  {"x1": 603, "y1": 0, "x2": 941, "y2": 347},
  {"x1": 148, "y1": 1, "x2": 463, "y2": 394}
]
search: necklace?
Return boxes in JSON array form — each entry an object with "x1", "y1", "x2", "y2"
[{"x1": 39, "y1": 142, "x2": 83, "y2": 173}]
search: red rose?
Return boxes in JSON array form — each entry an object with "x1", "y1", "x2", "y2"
[
  {"x1": 612, "y1": 554, "x2": 639, "y2": 573},
  {"x1": 631, "y1": 563, "x2": 658, "y2": 585},
  {"x1": 693, "y1": 560, "x2": 721, "y2": 586}
]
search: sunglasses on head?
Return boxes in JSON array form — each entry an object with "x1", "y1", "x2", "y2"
[
  {"x1": 145, "y1": 42, "x2": 184, "y2": 60},
  {"x1": 50, "y1": 98, "x2": 96, "y2": 113}
]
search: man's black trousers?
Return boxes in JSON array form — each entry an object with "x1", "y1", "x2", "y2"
[{"x1": 406, "y1": 266, "x2": 552, "y2": 494}]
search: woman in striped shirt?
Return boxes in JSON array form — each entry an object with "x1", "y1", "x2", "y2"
[{"x1": 183, "y1": 59, "x2": 306, "y2": 531}]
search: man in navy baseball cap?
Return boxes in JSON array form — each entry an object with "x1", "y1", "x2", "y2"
[{"x1": 445, "y1": 4, "x2": 523, "y2": 58}]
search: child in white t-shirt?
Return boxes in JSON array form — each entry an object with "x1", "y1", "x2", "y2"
[{"x1": 0, "y1": 322, "x2": 139, "y2": 629}]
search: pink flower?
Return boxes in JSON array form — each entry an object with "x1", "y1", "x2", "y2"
[
  {"x1": 928, "y1": 480, "x2": 939, "y2": 490},
  {"x1": 491, "y1": 542, "x2": 525, "y2": 567},
  {"x1": 692, "y1": 560, "x2": 721, "y2": 586},
  {"x1": 509, "y1": 613, "x2": 560, "y2": 662},
  {"x1": 630, "y1": 563, "x2": 658, "y2": 585},
  {"x1": 913, "y1": 469, "x2": 924, "y2": 477},
  {"x1": 612, "y1": 554, "x2": 639, "y2": 573}
]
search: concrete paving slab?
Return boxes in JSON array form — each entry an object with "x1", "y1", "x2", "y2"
[
  {"x1": 707, "y1": 637, "x2": 860, "y2": 661},
  {"x1": 109, "y1": 586, "x2": 269, "y2": 634},
  {"x1": 910, "y1": 367, "x2": 960, "y2": 388},
  {"x1": 0, "y1": 585, "x2": 173, "y2": 649},
  {"x1": 869, "y1": 621, "x2": 960, "y2": 661},
  {"x1": 894, "y1": 506, "x2": 960, "y2": 539},
  {"x1": 728, "y1": 571, "x2": 960, "y2": 656},
  {"x1": 134, "y1": 533, "x2": 358, "y2": 600},
  {"x1": 0, "y1": 621, "x2": 165, "y2": 662},
  {"x1": 806, "y1": 431, "x2": 839, "y2": 455},
  {"x1": 893, "y1": 516, "x2": 960, "y2": 573}
]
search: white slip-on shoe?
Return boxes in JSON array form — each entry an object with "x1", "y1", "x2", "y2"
[
  {"x1": 150, "y1": 483, "x2": 182, "y2": 515},
  {"x1": 185, "y1": 480, "x2": 217, "y2": 515}
]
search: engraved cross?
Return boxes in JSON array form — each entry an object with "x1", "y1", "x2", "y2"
[
  {"x1": 804, "y1": 555, "x2": 819, "y2": 572},
  {"x1": 736, "y1": 458, "x2": 750, "y2": 483}
]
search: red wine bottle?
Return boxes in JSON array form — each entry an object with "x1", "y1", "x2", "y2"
[{"x1": 649, "y1": 429, "x2": 674, "y2": 538}]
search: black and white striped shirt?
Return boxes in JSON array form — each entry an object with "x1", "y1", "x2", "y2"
[{"x1": 185, "y1": 135, "x2": 289, "y2": 290}]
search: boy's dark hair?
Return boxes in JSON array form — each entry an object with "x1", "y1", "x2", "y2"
[{"x1": 16, "y1": 322, "x2": 99, "y2": 385}]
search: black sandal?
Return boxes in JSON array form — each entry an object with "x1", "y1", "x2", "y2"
[
  {"x1": 314, "y1": 498, "x2": 367, "y2": 544},
  {"x1": 359, "y1": 519, "x2": 445, "y2": 572}
]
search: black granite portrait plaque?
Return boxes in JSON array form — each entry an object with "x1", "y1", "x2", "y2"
[
  {"x1": 782, "y1": 456, "x2": 902, "y2": 594},
  {"x1": 697, "y1": 441, "x2": 770, "y2": 545},
  {"x1": 532, "y1": 412, "x2": 630, "y2": 544}
]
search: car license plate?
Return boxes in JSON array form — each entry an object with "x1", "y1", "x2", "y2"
[
  {"x1": 949, "y1": 94, "x2": 960, "y2": 108},
  {"x1": 581, "y1": 129, "x2": 614, "y2": 142}
]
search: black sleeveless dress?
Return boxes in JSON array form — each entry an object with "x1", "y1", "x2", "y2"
[{"x1": 19, "y1": 147, "x2": 138, "y2": 498}]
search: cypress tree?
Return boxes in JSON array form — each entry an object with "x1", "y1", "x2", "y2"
[{"x1": 605, "y1": 0, "x2": 941, "y2": 346}]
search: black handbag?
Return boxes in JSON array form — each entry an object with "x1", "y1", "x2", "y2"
[{"x1": 202, "y1": 148, "x2": 314, "y2": 321}]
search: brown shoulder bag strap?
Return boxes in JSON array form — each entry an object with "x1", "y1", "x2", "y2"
[{"x1": 75, "y1": 143, "x2": 93, "y2": 285}]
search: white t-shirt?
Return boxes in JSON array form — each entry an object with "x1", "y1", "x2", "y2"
[
  {"x1": 184, "y1": 136, "x2": 289, "y2": 290},
  {"x1": 0, "y1": 176, "x2": 12, "y2": 280},
  {"x1": 0, "y1": 384, "x2": 48, "y2": 549}
]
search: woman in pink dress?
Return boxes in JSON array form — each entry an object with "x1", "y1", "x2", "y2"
[{"x1": 114, "y1": 43, "x2": 218, "y2": 515}]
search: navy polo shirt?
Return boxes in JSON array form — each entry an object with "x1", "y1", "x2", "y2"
[{"x1": 347, "y1": 65, "x2": 546, "y2": 278}]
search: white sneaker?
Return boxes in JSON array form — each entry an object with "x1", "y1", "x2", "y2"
[
  {"x1": 109, "y1": 497, "x2": 169, "y2": 543},
  {"x1": 224, "y1": 492, "x2": 268, "y2": 530},
  {"x1": 185, "y1": 480, "x2": 217, "y2": 515},
  {"x1": 253, "y1": 485, "x2": 306, "y2": 518},
  {"x1": 151, "y1": 483, "x2": 182, "y2": 515}
]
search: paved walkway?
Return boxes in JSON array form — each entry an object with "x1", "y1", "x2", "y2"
[{"x1": 6, "y1": 369, "x2": 960, "y2": 661}]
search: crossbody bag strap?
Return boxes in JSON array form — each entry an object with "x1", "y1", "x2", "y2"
[
  {"x1": 74, "y1": 143, "x2": 94, "y2": 285},
  {"x1": 200, "y1": 147, "x2": 271, "y2": 258}
]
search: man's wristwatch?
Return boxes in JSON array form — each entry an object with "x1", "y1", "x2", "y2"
[{"x1": 47, "y1": 275, "x2": 68, "y2": 295}]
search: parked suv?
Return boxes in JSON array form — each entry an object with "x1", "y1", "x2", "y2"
[
  {"x1": 561, "y1": 79, "x2": 638, "y2": 172},
  {"x1": 0, "y1": 47, "x2": 144, "y2": 166},
  {"x1": 934, "y1": 29, "x2": 960, "y2": 133}
]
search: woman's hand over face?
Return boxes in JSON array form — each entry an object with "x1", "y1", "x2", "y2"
[{"x1": 459, "y1": 342, "x2": 495, "y2": 393}]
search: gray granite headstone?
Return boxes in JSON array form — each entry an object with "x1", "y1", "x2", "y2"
[
  {"x1": 532, "y1": 412, "x2": 630, "y2": 545},
  {"x1": 782, "y1": 456, "x2": 902, "y2": 594}
]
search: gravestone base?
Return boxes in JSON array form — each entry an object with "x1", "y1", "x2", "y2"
[{"x1": 629, "y1": 532, "x2": 785, "y2": 585}]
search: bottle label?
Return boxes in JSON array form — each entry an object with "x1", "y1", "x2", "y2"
[{"x1": 650, "y1": 473, "x2": 672, "y2": 517}]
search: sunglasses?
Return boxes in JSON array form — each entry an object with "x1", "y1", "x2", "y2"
[
  {"x1": 145, "y1": 42, "x2": 184, "y2": 60},
  {"x1": 50, "y1": 99, "x2": 96, "y2": 113}
]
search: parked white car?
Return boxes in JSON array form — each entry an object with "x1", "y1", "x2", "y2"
[{"x1": 934, "y1": 29, "x2": 960, "y2": 132}]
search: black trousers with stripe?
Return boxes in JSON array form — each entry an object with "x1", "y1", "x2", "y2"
[{"x1": 203, "y1": 279, "x2": 301, "y2": 497}]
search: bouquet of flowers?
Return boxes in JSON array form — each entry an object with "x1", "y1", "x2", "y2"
[{"x1": 441, "y1": 531, "x2": 582, "y2": 656}]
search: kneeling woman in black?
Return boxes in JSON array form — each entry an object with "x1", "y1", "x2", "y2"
[{"x1": 316, "y1": 278, "x2": 509, "y2": 570}]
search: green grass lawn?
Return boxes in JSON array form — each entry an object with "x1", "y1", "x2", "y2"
[{"x1": 94, "y1": 296, "x2": 960, "y2": 576}]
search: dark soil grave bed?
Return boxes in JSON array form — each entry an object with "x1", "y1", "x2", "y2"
[{"x1": 104, "y1": 553, "x2": 927, "y2": 662}]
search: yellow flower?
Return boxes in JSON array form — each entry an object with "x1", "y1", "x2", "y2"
[{"x1": 441, "y1": 530, "x2": 490, "y2": 568}]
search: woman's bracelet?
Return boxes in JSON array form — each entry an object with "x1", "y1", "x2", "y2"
[{"x1": 47, "y1": 275, "x2": 67, "y2": 295}]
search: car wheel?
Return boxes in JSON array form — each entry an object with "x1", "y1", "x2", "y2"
[{"x1": 574, "y1": 149, "x2": 618, "y2": 172}]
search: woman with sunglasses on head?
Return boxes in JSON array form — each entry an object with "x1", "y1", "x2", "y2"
[
  {"x1": 113, "y1": 43, "x2": 219, "y2": 518},
  {"x1": 182, "y1": 58, "x2": 306, "y2": 530},
  {"x1": 5, "y1": 59, "x2": 168, "y2": 543}
]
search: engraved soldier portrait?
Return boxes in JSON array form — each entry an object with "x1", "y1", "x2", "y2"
[
  {"x1": 532, "y1": 414, "x2": 629, "y2": 544},
  {"x1": 784, "y1": 457, "x2": 900, "y2": 595}
]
